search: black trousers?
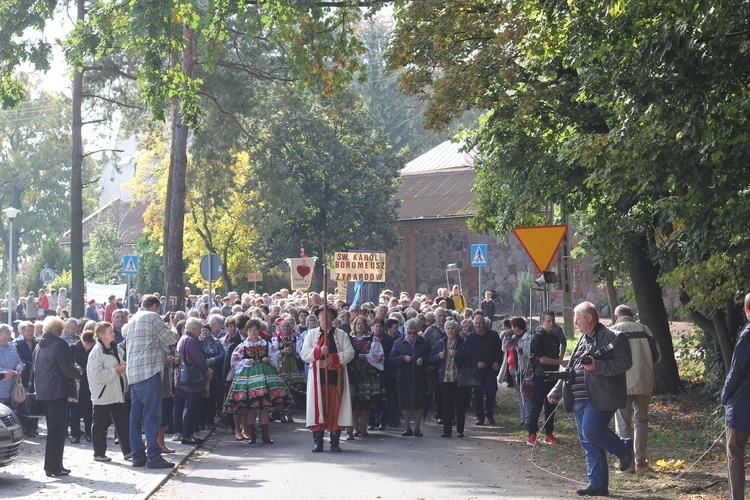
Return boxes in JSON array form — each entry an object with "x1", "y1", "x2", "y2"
[
  {"x1": 69, "y1": 386, "x2": 92, "y2": 438},
  {"x1": 527, "y1": 375, "x2": 556, "y2": 436},
  {"x1": 92, "y1": 403, "x2": 132, "y2": 457},
  {"x1": 439, "y1": 382, "x2": 470, "y2": 435},
  {"x1": 472, "y1": 369, "x2": 498, "y2": 420},
  {"x1": 41, "y1": 398, "x2": 69, "y2": 473},
  {"x1": 173, "y1": 390, "x2": 185, "y2": 434}
]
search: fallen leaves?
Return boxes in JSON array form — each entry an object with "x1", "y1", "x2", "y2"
[{"x1": 652, "y1": 459, "x2": 686, "y2": 471}]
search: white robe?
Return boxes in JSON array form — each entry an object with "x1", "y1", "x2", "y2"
[{"x1": 300, "y1": 327, "x2": 354, "y2": 428}]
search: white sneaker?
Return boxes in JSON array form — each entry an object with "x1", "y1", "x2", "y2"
[
  {"x1": 171, "y1": 433, "x2": 182, "y2": 442},
  {"x1": 94, "y1": 455, "x2": 112, "y2": 462}
]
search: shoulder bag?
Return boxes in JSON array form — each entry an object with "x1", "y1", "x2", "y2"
[
  {"x1": 180, "y1": 359, "x2": 206, "y2": 386},
  {"x1": 179, "y1": 334, "x2": 207, "y2": 387},
  {"x1": 457, "y1": 366, "x2": 481, "y2": 388},
  {"x1": 24, "y1": 371, "x2": 45, "y2": 418},
  {"x1": 12, "y1": 374, "x2": 27, "y2": 405}
]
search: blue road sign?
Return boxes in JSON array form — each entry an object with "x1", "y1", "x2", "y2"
[
  {"x1": 471, "y1": 244, "x2": 487, "y2": 267},
  {"x1": 124, "y1": 255, "x2": 139, "y2": 275}
]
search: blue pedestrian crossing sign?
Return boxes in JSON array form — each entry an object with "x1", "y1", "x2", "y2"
[
  {"x1": 471, "y1": 244, "x2": 487, "y2": 267},
  {"x1": 123, "y1": 255, "x2": 139, "y2": 275}
]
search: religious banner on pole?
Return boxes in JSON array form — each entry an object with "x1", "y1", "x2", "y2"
[
  {"x1": 333, "y1": 252, "x2": 387, "y2": 282},
  {"x1": 288, "y1": 257, "x2": 316, "y2": 290}
]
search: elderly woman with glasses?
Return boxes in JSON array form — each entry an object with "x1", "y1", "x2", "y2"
[{"x1": 389, "y1": 318, "x2": 430, "y2": 437}]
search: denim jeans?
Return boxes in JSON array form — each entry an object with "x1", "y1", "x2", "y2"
[
  {"x1": 573, "y1": 399, "x2": 629, "y2": 492},
  {"x1": 129, "y1": 373, "x2": 163, "y2": 462}
]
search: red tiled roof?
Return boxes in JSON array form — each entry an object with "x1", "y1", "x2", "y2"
[{"x1": 60, "y1": 199, "x2": 147, "y2": 247}]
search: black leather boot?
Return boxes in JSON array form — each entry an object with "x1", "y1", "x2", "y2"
[
  {"x1": 330, "y1": 429, "x2": 342, "y2": 452},
  {"x1": 312, "y1": 430, "x2": 325, "y2": 452},
  {"x1": 248, "y1": 424, "x2": 257, "y2": 444},
  {"x1": 261, "y1": 424, "x2": 273, "y2": 444}
]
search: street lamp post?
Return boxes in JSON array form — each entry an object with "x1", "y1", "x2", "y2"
[{"x1": 3, "y1": 207, "x2": 20, "y2": 323}]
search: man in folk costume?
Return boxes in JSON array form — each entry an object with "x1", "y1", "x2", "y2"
[{"x1": 300, "y1": 304, "x2": 354, "y2": 452}]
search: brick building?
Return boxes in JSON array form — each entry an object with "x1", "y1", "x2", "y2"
[{"x1": 386, "y1": 140, "x2": 607, "y2": 315}]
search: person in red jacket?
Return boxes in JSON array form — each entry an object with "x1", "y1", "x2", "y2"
[{"x1": 104, "y1": 295, "x2": 117, "y2": 323}]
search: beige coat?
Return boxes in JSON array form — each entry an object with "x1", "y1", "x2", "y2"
[{"x1": 610, "y1": 316, "x2": 661, "y2": 395}]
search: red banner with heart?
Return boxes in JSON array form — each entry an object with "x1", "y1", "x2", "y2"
[{"x1": 289, "y1": 257, "x2": 316, "y2": 290}]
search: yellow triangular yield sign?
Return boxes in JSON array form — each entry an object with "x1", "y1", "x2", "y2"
[{"x1": 513, "y1": 225, "x2": 567, "y2": 273}]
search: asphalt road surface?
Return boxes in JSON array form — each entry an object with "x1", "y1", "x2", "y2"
[{"x1": 151, "y1": 409, "x2": 576, "y2": 499}]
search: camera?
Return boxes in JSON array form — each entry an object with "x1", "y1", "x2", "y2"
[
  {"x1": 544, "y1": 369, "x2": 573, "y2": 383},
  {"x1": 580, "y1": 342, "x2": 614, "y2": 365}
]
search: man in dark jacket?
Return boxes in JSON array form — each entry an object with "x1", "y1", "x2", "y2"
[
  {"x1": 69, "y1": 332, "x2": 95, "y2": 443},
  {"x1": 527, "y1": 310, "x2": 568, "y2": 446},
  {"x1": 722, "y1": 292, "x2": 750, "y2": 500},
  {"x1": 548, "y1": 301, "x2": 632, "y2": 497},
  {"x1": 464, "y1": 314, "x2": 502, "y2": 425}
]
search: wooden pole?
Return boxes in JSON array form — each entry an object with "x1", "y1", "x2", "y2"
[{"x1": 321, "y1": 235, "x2": 329, "y2": 425}]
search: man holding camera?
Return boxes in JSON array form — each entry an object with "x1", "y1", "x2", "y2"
[{"x1": 548, "y1": 301, "x2": 632, "y2": 497}]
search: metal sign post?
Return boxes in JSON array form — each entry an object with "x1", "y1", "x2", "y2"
[{"x1": 200, "y1": 253, "x2": 223, "y2": 311}]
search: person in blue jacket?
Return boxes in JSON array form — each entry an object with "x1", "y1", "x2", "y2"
[{"x1": 722, "y1": 292, "x2": 750, "y2": 500}]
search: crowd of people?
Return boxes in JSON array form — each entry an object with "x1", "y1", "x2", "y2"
[{"x1": 0, "y1": 284, "x2": 707, "y2": 497}]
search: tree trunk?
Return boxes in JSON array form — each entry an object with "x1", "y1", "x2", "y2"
[
  {"x1": 69, "y1": 0, "x2": 86, "y2": 318},
  {"x1": 605, "y1": 270, "x2": 618, "y2": 320},
  {"x1": 627, "y1": 236, "x2": 682, "y2": 394},
  {"x1": 221, "y1": 246, "x2": 233, "y2": 293},
  {"x1": 712, "y1": 311, "x2": 734, "y2": 374},
  {"x1": 163, "y1": 26, "x2": 195, "y2": 312},
  {"x1": 164, "y1": 109, "x2": 188, "y2": 311}
]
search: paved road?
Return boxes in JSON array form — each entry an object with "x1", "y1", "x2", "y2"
[
  {"x1": 0, "y1": 420, "x2": 202, "y2": 500},
  {"x1": 152, "y1": 403, "x2": 574, "y2": 499}
]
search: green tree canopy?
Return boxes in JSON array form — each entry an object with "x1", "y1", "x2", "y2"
[{"x1": 246, "y1": 88, "x2": 403, "y2": 288}]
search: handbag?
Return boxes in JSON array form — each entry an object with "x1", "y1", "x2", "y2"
[
  {"x1": 180, "y1": 361, "x2": 206, "y2": 387},
  {"x1": 521, "y1": 370, "x2": 534, "y2": 392},
  {"x1": 12, "y1": 375, "x2": 27, "y2": 404},
  {"x1": 24, "y1": 374, "x2": 45, "y2": 418},
  {"x1": 457, "y1": 366, "x2": 481, "y2": 388}
]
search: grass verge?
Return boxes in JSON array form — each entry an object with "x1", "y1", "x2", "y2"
[{"x1": 487, "y1": 335, "x2": 729, "y2": 498}]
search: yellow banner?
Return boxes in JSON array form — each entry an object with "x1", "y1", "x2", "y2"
[{"x1": 333, "y1": 252, "x2": 386, "y2": 282}]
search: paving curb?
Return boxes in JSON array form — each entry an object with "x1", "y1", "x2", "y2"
[
  {"x1": 136, "y1": 429, "x2": 213, "y2": 500},
  {"x1": 1, "y1": 420, "x2": 214, "y2": 499}
]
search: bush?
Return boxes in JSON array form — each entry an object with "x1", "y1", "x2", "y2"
[{"x1": 513, "y1": 270, "x2": 535, "y2": 317}]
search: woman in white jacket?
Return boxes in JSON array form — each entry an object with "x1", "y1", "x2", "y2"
[{"x1": 87, "y1": 322, "x2": 131, "y2": 462}]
